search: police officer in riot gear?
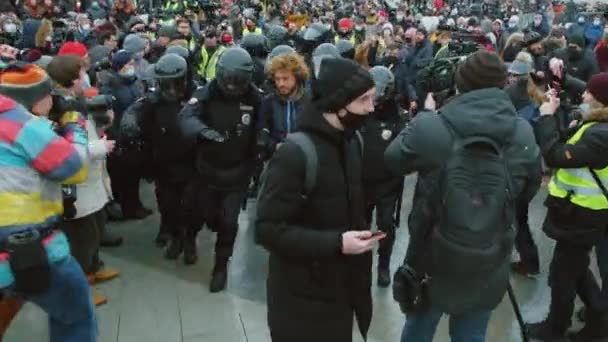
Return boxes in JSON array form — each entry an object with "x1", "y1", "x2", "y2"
[
  {"x1": 120, "y1": 54, "x2": 196, "y2": 263},
  {"x1": 267, "y1": 25, "x2": 290, "y2": 49},
  {"x1": 311, "y1": 43, "x2": 341, "y2": 79},
  {"x1": 298, "y1": 23, "x2": 333, "y2": 61},
  {"x1": 240, "y1": 33, "x2": 269, "y2": 89},
  {"x1": 164, "y1": 45, "x2": 200, "y2": 88},
  {"x1": 179, "y1": 47, "x2": 264, "y2": 292},
  {"x1": 362, "y1": 66, "x2": 406, "y2": 287}
]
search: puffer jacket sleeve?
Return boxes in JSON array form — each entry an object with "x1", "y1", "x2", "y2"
[{"x1": 255, "y1": 141, "x2": 343, "y2": 259}]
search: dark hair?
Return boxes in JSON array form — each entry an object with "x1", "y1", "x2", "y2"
[
  {"x1": 98, "y1": 31, "x2": 116, "y2": 45},
  {"x1": 47, "y1": 55, "x2": 83, "y2": 88}
]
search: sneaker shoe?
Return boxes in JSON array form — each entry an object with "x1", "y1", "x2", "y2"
[
  {"x1": 93, "y1": 268, "x2": 120, "y2": 284},
  {"x1": 91, "y1": 291, "x2": 108, "y2": 307}
]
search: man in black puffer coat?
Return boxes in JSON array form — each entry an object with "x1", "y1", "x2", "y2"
[{"x1": 255, "y1": 58, "x2": 384, "y2": 342}]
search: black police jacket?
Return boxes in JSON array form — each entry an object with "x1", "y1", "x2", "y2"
[
  {"x1": 255, "y1": 102, "x2": 372, "y2": 342},
  {"x1": 361, "y1": 100, "x2": 406, "y2": 196},
  {"x1": 179, "y1": 80, "x2": 263, "y2": 191},
  {"x1": 121, "y1": 92, "x2": 195, "y2": 182}
]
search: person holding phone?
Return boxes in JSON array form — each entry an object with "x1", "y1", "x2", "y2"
[{"x1": 255, "y1": 58, "x2": 384, "y2": 342}]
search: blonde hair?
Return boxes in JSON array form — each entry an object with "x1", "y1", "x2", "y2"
[{"x1": 267, "y1": 53, "x2": 310, "y2": 82}]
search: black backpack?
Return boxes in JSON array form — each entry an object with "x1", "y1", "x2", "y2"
[
  {"x1": 282, "y1": 131, "x2": 364, "y2": 197},
  {"x1": 429, "y1": 116, "x2": 517, "y2": 278}
]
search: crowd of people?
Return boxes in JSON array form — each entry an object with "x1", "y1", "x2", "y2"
[{"x1": 0, "y1": 0, "x2": 607, "y2": 341}]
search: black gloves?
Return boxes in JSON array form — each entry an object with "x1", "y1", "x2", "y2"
[
  {"x1": 199, "y1": 128, "x2": 226, "y2": 143},
  {"x1": 393, "y1": 264, "x2": 429, "y2": 314}
]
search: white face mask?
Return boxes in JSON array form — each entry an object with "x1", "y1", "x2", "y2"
[
  {"x1": 81, "y1": 24, "x2": 91, "y2": 31},
  {"x1": 121, "y1": 67, "x2": 135, "y2": 77},
  {"x1": 578, "y1": 17, "x2": 585, "y2": 24},
  {"x1": 3, "y1": 23, "x2": 16, "y2": 33},
  {"x1": 534, "y1": 19, "x2": 542, "y2": 26},
  {"x1": 579, "y1": 103, "x2": 592, "y2": 120},
  {"x1": 593, "y1": 20, "x2": 601, "y2": 26}
]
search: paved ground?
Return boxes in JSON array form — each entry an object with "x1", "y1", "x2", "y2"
[{"x1": 4, "y1": 177, "x2": 602, "y2": 342}]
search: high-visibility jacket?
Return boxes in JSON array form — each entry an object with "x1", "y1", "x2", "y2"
[
  {"x1": 198, "y1": 45, "x2": 226, "y2": 81},
  {"x1": 242, "y1": 27, "x2": 262, "y2": 36},
  {"x1": 164, "y1": 1, "x2": 184, "y2": 12},
  {"x1": 548, "y1": 122, "x2": 608, "y2": 211},
  {"x1": 335, "y1": 35, "x2": 356, "y2": 45}
]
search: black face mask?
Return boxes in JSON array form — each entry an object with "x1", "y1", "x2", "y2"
[
  {"x1": 338, "y1": 109, "x2": 368, "y2": 135},
  {"x1": 568, "y1": 46, "x2": 582, "y2": 60}
]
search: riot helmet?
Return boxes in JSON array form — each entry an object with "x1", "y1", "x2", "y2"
[
  {"x1": 150, "y1": 54, "x2": 188, "y2": 100},
  {"x1": 312, "y1": 44, "x2": 340, "y2": 79},
  {"x1": 267, "y1": 25, "x2": 289, "y2": 49},
  {"x1": 266, "y1": 45, "x2": 296, "y2": 71},
  {"x1": 299, "y1": 23, "x2": 332, "y2": 55},
  {"x1": 240, "y1": 33, "x2": 269, "y2": 59},
  {"x1": 369, "y1": 66, "x2": 395, "y2": 105},
  {"x1": 164, "y1": 45, "x2": 190, "y2": 61},
  {"x1": 216, "y1": 47, "x2": 254, "y2": 98},
  {"x1": 336, "y1": 39, "x2": 355, "y2": 60}
]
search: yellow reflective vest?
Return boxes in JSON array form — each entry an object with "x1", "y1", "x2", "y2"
[
  {"x1": 243, "y1": 27, "x2": 262, "y2": 36},
  {"x1": 198, "y1": 45, "x2": 226, "y2": 81},
  {"x1": 548, "y1": 122, "x2": 608, "y2": 211},
  {"x1": 335, "y1": 35, "x2": 356, "y2": 45}
]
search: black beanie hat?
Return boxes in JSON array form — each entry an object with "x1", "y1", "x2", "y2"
[
  {"x1": 569, "y1": 34, "x2": 586, "y2": 49},
  {"x1": 312, "y1": 58, "x2": 375, "y2": 112},
  {"x1": 455, "y1": 51, "x2": 507, "y2": 93}
]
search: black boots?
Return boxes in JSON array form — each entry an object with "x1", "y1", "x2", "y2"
[
  {"x1": 210, "y1": 256, "x2": 229, "y2": 293},
  {"x1": 183, "y1": 235, "x2": 198, "y2": 265},
  {"x1": 377, "y1": 254, "x2": 391, "y2": 288},
  {"x1": 165, "y1": 237, "x2": 183, "y2": 260},
  {"x1": 525, "y1": 320, "x2": 566, "y2": 341},
  {"x1": 511, "y1": 261, "x2": 540, "y2": 278},
  {"x1": 569, "y1": 314, "x2": 608, "y2": 342}
]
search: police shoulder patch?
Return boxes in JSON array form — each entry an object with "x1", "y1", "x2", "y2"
[{"x1": 188, "y1": 97, "x2": 198, "y2": 105}]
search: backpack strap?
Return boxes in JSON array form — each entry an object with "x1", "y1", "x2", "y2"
[
  {"x1": 286, "y1": 132, "x2": 318, "y2": 198},
  {"x1": 589, "y1": 168, "x2": 608, "y2": 202}
]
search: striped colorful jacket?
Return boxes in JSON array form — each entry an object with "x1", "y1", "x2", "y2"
[{"x1": 0, "y1": 95, "x2": 88, "y2": 232}]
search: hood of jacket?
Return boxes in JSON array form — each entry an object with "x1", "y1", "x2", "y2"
[
  {"x1": 297, "y1": 101, "x2": 347, "y2": 145},
  {"x1": 440, "y1": 88, "x2": 518, "y2": 144},
  {"x1": 586, "y1": 106, "x2": 608, "y2": 123}
]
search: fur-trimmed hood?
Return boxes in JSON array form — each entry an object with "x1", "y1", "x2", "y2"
[{"x1": 586, "y1": 107, "x2": 608, "y2": 123}]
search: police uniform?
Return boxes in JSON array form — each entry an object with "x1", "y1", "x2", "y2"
[
  {"x1": 179, "y1": 80, "x2": 263, "y2": 264},
  {"x1": 361, "y1": 100, "x2": 406, "y2": 283}
]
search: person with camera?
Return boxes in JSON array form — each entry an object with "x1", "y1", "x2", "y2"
[
  {"x1": 255, "y1": 57, "x2": 384, "y2": 342},
  {"x1": 100, "y1": 49, "x2": 151, "y2": 221},
  {"x1": 0, "y1": 62, "x2": 96, "y2": 341},
  {"x1": 179, "y1": 47, "x2": 263, "y2": 292},
  {"x1": 525, "y1": 74, "x2": 608, "y2": 342},
  {"x1": 121, "y1": 53, "x2": 196, "y2": 254},
  {"x1": 46, "y1": 54, "x2": 121, "y2": 303},
  {"x1": 384, "y1": 51, "x2": 539, "y2": 342}
]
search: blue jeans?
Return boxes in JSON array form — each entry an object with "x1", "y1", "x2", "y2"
[
  {"x1": 6, "y1": 256, "x2": 97, "y2": 342},
  {"x1": 596, "y1": 238, "x2": 608, "y2": 311},
  {"x1": 400, "y1": 308, "x2": 492, "y2": 342}
]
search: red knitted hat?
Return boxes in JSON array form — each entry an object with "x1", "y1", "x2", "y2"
[
  {"x1": 58, "y1": 42, "x2": 88, "y2": 57},
  {"x1": 587, "y1": 73, "x2": 608, "y2": 106}
]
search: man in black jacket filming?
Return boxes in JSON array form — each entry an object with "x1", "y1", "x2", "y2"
[{"x1": 385, "y1": 51, "x2": 539, "y2": 342}]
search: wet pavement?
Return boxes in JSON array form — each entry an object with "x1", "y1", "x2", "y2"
[{"x1": 4, "y1": 177, "x2": 603, "y2": 342}]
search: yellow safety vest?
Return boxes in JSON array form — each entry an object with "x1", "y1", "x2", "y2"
[
  {"x1": 334, "y1": 35, "x2": 356, "y2": 45},
  {"x1": 164, "y1": 1, "x2": 182, "y2": 11},
  {"x1": 548, "y1": 122, "x2": 608, "y2": 210},
  {"x1": 198, "y1": 45, "x2": 225, "y2": 81},
  {"x1": 242, "y1": 27, "x2": 262, "y2": 36}
]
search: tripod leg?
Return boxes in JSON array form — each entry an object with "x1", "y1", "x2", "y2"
[{"x1": 507, "y1": 283, "x2": 530, "y2": 342}]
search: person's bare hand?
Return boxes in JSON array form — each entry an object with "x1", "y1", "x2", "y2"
[
  {"x1": 424, "y1": 93, "x2": 436, "y2": 111},
  {"x1": 341, "y1": 231, "x2": 385, "y2": 255},
  {"x1": 102, "y1": 137, "x2": 116, "y2": 153},
  {"x1": 540, "y1": 92, "x2": 560, "y2": 116}
]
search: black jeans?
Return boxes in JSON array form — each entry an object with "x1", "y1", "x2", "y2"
[
  {"x1": 365, "y1": 189, "x2": 400, "y2": 267},
  {"x1": 155, "y1": 179, "x2": 189, "y2": 238},
  {"x1": 184, "y1": 181, "x2": 245, "y2": 259},
  {"x1": 546, "y1": 216, "x2": 602, "y2": 330},
  {"x1": 107, "y1": 155, "x2": 144, "y2": 216},
  {"x1": 514, "y1": 196, "x2": 540, "y2": 269},
  {"x1": 59, "y1": 211, "x2": 104, "y2": 274}
]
